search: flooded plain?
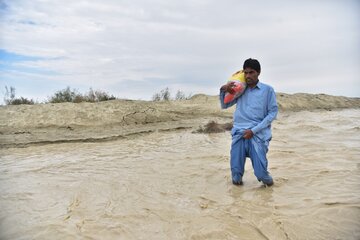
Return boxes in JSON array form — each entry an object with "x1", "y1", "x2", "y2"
[{"x1": 1, "y1": 109, "x2": 360, "y2": 239}]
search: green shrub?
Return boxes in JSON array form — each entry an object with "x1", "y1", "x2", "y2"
[
  {"x1": 10, "y1": 97, "x2": 35, "y2": 105},
  {"x1": 48, "y1": 87, "x2": 116, "y2": 103},
  {"x1": 48, "y1": 87, "x2": 80, "y2": 103}
]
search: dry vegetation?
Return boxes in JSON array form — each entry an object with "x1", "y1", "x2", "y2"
[{"x1": 3, "y1": 86, "x2": 192, "y2": 105}]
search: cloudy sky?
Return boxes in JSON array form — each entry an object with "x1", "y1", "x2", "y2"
[{"x1": 0, "y1": 0, "x2": 359, "y2": 103}]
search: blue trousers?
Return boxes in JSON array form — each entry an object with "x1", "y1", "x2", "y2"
[{"x1": 230, "y1": 129, "x2": 273, "y2": 185}]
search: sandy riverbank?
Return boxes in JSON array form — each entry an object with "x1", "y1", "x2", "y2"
[{"x1": 0, "y1": 92, "x2": 359, "y2": 148}]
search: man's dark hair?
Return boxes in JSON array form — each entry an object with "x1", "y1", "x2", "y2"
[{"x1": 243, "y1": 58, "x2": 261, "y2": 73}]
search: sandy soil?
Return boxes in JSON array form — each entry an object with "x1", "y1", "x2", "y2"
[
  {"x1": 0, "y1": 93, "x2": 359, "y2": 148},
  {"x1": 0, "y1": 93, "x2": 360, "y2": 239}
]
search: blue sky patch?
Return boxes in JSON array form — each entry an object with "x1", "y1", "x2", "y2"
[
  {"x1": 0, "y1": 49, "x2": 60, "y2": 76},
  {"x1": 0, "y1": 1, "x2": 8, "y2": 10},
  {"x1": 0, "y1": 49, "x2": 44, "y2": 62}
]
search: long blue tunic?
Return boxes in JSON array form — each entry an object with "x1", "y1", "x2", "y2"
[{"x1": 220, "y1": 81, "x2": 278, "y2": 185}]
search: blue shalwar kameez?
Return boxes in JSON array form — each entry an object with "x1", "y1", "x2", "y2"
[{"x1": 220, "y1": 81, "x2": 278, "y2": 185}]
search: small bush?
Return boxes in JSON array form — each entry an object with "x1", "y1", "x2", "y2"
[
  {"x1": 86, "y1": 88, "x2": 116, "y2": 102},
  {"x1": 175, "y1": 90, "x2": 186, "y2": 100},
  {"x1": 73, "y1": 95, "x2": 86, "y2": 103},
  {"x1": 153, "y1": 88, "x2": 192, "y2": 101},
  {"x1": 152, "y1": 87, "x2": 170, "y2": 101},
  {"x1": 4, "y1": 86, "x2": 34, "y2": 105},
  {"x1": 152, "y1": 93, "x2": 161, "y2": 101},
  {"x1": 10, "y1": 97, "x2": 35, "y2": 105},
  {"x1": 48, "y1": 87, "x2": 80, "y2": 103},
  {"x1": 161, "y1": 87, "x2": 171, "y2": 101},
  {"x1": 48, "y1": 87, "x2": 116, "y2": 103},
  {"x1": 4, "y1": 86, "x2": 16, "y2": 105}
]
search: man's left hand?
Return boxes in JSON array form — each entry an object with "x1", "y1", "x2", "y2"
[{"x1": 243, "y1": 129, "x2": 253, "y2": 139}]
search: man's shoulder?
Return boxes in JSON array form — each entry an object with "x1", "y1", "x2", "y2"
[{"x1": 258, "y1": 82, "x2": 275, "y2": 92}]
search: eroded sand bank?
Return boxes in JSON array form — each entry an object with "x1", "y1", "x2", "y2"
[{"x1": 0, "y1": 93, "x2": 359, "y2": 148}]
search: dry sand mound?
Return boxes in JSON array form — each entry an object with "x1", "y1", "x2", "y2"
[{"x1": 0, "y1": 92, "x2": 359, "y2": 148}]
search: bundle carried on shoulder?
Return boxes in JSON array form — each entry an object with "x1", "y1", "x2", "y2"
[{"x1": 223, "y1": 70, "x2": 247, "y2": 104}]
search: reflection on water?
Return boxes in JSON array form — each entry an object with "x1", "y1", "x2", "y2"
[{"x1": 1, "y1": 109, "x2": 360, "y2": 239}]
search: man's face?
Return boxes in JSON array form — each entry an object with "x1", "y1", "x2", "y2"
[{"x1": 244, "y1": 67, "x2": 260, "y2": 86}]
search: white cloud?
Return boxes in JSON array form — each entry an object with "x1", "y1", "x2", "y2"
[{"x1": 1, "y1": 0, "x2": 359, "y2": 102}]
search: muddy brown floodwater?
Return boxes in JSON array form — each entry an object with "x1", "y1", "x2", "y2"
[{"x1": 1, "y1": 109, "x2": 360, "y2": 239}]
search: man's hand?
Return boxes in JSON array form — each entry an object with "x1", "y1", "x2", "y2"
[
  {"x1": 243, "y1": 129, "x2": 253, "y2": 139},
  {"x1": 220, "y1": 82, "x2": 236, "y2": 94}
]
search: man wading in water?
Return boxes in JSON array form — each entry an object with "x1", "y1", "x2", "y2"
[{"x1": 220, "y1": 58, "x2": 278, "y2": 186}]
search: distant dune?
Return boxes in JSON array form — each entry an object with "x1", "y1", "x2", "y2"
[
  {"x1": 0, "y1": 92, "x2": 359, "y2": 148},
  {"x1": 276, "y1": 93, "x2": 360, "y2": 111}
]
